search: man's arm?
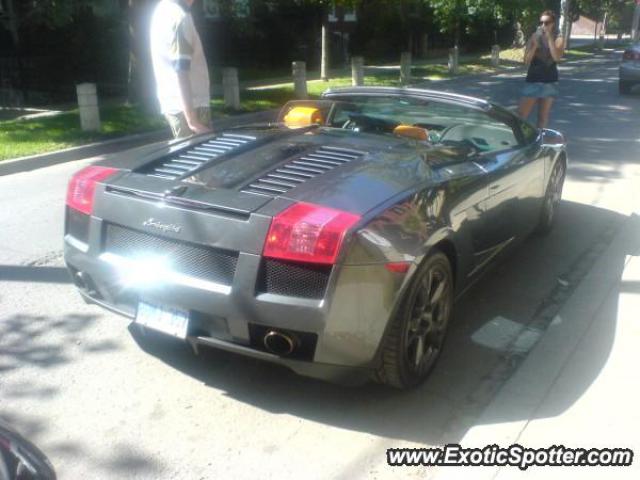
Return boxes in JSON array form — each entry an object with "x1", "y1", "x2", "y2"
[
  {"x1": 177, "y1": 70, "x2": 209, "y2": 134},
  {"x1": 173, "y1": 15, "x2": 210, "y2": 135}
]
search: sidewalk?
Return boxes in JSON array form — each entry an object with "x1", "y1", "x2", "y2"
[
  {"x1": 235, "y1": 52, "x2": 487, "y2": 91},
  {"x1": 435, "y1": 213, "x2": 640, "y2": 479}
]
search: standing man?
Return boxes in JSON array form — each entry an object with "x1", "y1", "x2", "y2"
[{"x1": 150, "y1": 0, "x2": 211, "y2": 138}]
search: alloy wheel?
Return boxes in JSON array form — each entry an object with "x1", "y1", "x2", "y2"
[
  {"x1": 404, "y1": 264, "x2": 452, "y2": 376},
  {"x1": 544, "y1": 161, "x2": 565, "y2": 224}
]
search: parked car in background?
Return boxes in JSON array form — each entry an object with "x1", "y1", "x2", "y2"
[{"x1": 619, "y1": 43, "x2": 640, "y2": 94}]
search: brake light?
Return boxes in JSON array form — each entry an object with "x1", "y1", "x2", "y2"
[
  {"x1": 66, "y1": 166, "x2": 118, "y2": 215},
  {"x1": 263, "y1": 202, "x2": 361, "y2": 265},
  {"x1": 623, "y1": 51, "x2": 640, "y2": 61}
]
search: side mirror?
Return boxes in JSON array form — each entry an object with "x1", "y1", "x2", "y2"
[
  {"x1": 0, "y1": 421, "x2": 56, "y2": 480},
  {"x1": 541, "y1": 128, "x2": 565, "y2": 147}
]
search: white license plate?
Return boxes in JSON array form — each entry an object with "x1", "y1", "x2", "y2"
[{"x1": 135, "y1": 301, "x2": 189, "y2": 339}]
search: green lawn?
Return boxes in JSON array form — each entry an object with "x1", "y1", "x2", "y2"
[
  {"x1": 1, "y1": 43, "x2": 600, "y2": 161},
  {"x1": 0, "y1": 106, "x2": 166, "y2": 161},
  {"x1": 232, "y1": 63, "x2": 500, "y2": 112},
  {"x1": 0, "y1": 74, "x2": 402, "y2": 161}
]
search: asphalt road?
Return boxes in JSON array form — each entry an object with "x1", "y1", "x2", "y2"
[{"x1": 1, "y1": 49, "x2": 639, "y2": 479}]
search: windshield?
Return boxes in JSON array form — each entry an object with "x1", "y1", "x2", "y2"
[{"x1": 326, "y1": 95, "x2": 521, "y2": 154}]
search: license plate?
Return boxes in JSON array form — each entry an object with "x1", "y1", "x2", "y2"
[{"x1": 135, "y1": 301, "x2": 189, "y2": 339}]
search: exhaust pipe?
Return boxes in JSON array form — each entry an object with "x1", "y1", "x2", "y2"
[{"x1": 263, "y1": 330, "x2": 296, "y2": 356}]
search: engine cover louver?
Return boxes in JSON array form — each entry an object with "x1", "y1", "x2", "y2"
[
  {"x1": 144, "y1": 133, "x2": 256, "y2": 180},
  {"x1": 241, "y1": 146, "x2": 366, "y2": 196}
]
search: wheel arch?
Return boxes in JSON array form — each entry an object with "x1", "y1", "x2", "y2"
[
  {"x1": 370, "y1": 230, "x2": 460, "y2": 373},
  {"x1": 430, "y1": 238, "x2": 458, "y2": 289},
  {"x1": 373, "y1": 238, "x2": 458, "y2": 387},
  {"x1": 557, "y1": 151, "x2": 567, "y2": 171}
]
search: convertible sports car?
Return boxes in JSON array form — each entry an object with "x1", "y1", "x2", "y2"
[{"x1": 64, "y1": 87, "x2": 567, "y2": 388}]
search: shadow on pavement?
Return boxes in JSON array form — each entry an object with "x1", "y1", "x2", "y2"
[
  {"x1": 480, "y1": 214, "x2": 640, "y2": 429},
  {"x1": 0, "y1": 265, "x2": 72, "y2": 284},
  {"x1": 129, "y1": 200, "x2": 629, "y2": 445},
  {"x1": 0, "y1": 313, "x2": 96, "y2": 373},
  {"x1": 0, "y1": 407, "x2": 163, "y2": 479},
  {"x1": 0, "y1": 308, "x2": 159, "y2": 478}
]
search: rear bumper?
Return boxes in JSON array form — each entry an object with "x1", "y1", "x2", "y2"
[
  {"x1": 76, "y1": 287, "x2": 371, "y2": 385},
  {"x1": 619, "y1": 63, "x2": 640, "y2": 82},
  {"x1": 64, "y1": 227, "x2": 400, "y2": 385}
]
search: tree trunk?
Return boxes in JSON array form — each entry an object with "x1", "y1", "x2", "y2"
[
  {"x1": 5, "y1": 0, "x2": 19, "y2": 47},
  {"x1": 560, "y1": 0, "x2": 572, "y2": 40},
  {"x1": 633, "y1": 5, "x2": 640, "y2": 41},
  {"x1": 127, "y1": 0, "x2": 156, "y2": 111},
  {"x1": 4, "y1": 0, "x2": 25, "y2": 105}
]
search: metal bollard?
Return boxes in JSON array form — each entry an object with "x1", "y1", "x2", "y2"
[
  {"x1": 292, "y1": 61, "x2": 308, "y2": 99},
  {"x1": 448, "y1": 46, "x2": 459, "y2": 75},
  {"x1": 400, "y1": 52, "x2": 412, "y2": 85},
  {"x1": 76, "y1": 83, "x2": 101, "y2": 132},
  {"x1": 222, "y1": 67, "x2": 240, "y2": 110},
  {"x1": 351, "y1": 56, "x2": 364, "y2": 86},
  {"x1": 491, "y1": 45, "x2": 500, "y2": 67}
]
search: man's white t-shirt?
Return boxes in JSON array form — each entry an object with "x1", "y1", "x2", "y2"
[{"x1": 150, "y1": 0, "x2": 210, "y2": 115}]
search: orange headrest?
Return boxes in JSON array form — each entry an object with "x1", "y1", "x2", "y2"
[
  {"x1": 283, "y1": 106, "x2": 324, "y2": 128},
  {"x1": 393, "y1": 125, "x2": 429, "y2": 142}
]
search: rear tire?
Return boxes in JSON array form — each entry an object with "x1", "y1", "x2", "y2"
[
  {"x1": 536, "y1": 159, "x2": 565, "y2": 235},
  {"x1": 619, "y1": 80, "x2": 632, "y2": 95},
  {"x1": 376, "y1": 252, "x2": 453, "y2": 389}
]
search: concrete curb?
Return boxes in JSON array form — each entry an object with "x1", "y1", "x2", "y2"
[
  {"x1": 0, "y1": 130, "x2": 171, "y2": 177},
  {"x1": 0, "y1": 109, "x2": 278, "y2": 177}
]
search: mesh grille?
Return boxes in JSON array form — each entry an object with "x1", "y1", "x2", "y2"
[
  {"x1": 66, "y1": 207, "x2": 90, "y2": 243},
  {"x1": 258, "y1": 259, "x2": 331, "y2": 299},
  {"x1": 104, "y1": 224, "x2": 238, "y2": 285}
]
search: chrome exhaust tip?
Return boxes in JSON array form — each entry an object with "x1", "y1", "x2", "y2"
[{"x1": 263, "y1": 330, "x2": 295, "y2": 356}]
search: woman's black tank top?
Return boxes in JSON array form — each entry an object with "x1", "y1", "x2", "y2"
[{"x1": 526, "y1": 33, "x2": 558, "y2": 83}]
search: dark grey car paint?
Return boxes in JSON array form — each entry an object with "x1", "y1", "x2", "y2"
[{"x1": 65, "y1": 87, "x2": 567, "y2": 384}]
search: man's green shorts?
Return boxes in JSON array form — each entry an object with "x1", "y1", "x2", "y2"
[{"x1": 165, "y1": 107, "x2": 211, "y2": 138}]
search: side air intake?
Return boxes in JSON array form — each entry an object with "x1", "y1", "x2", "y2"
[
  {"x1": 241, "y1": 146, "x2": 366, "y2": 196},
  {"x1": 143, "y1": 133, "x2": 256, "y2": 180}
]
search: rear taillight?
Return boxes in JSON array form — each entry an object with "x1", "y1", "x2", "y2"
[
  {"x1": 623, "y1": 51, "x2": 640, "y2": 61},
  {"x1": 263, "y1": 202, "x2": 361, "y2": 265},
  {"x1": 66, "y1": 166, "x2": 118, "y2": 215}
]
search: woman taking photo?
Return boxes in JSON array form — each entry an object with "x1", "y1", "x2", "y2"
[{"x1": 518, "y1": 10, "x2": 565, "y2": 128}]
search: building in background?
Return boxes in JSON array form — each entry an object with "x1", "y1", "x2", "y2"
[{"x1": 571, "y1": 15, "x2": 604, "y2": 37}]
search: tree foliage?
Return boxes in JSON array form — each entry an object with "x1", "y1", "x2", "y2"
[
  {"x1": 2, "y1": 0, "x2": 636, "y2": 106},
  {"x1": 15, "y1": 0, "x2": 122, "y2": 28}
]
